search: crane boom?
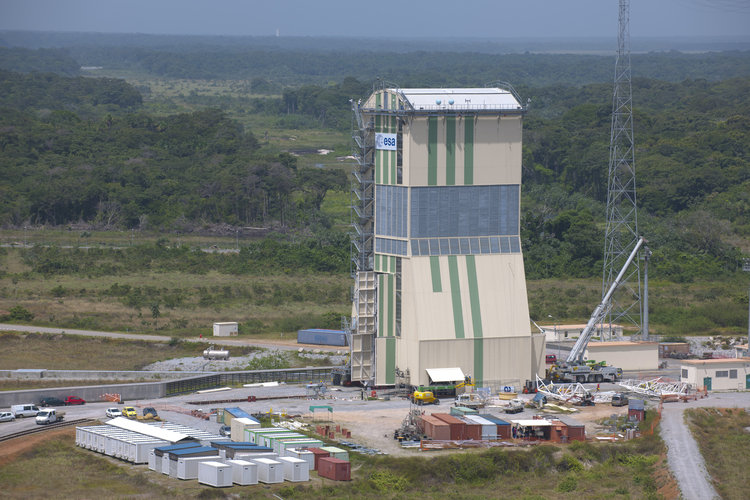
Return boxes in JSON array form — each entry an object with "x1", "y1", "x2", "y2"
[{"x1": 566, "y1": 236, "x2": 646, "y2": 364}]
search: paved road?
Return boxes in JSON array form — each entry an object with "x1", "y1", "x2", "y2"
[
  {"x1": 659, "y1": 392, "x2": 750, "y2": 500},
  {"x1": 0, "y1": 323, "x2": 339, "y2": 352}
]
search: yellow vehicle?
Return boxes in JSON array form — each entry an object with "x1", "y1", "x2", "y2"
[
  {"x1": 411, "y1": 391, "x2": 440, "y2": 406},
  {"x1": 122, "y1": 406, "x2": 137, "y2": 418}
]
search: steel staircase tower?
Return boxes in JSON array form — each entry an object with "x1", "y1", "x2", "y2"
[{"x1": 602, "y1": 0, "x2": 643, "y2": 339}]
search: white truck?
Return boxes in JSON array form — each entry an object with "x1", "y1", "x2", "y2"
[{"x1": 36, "y1": 409, "x2": 65, "y2": 425}]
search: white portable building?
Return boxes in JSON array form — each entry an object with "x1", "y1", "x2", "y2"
[
  {"x1": 172, "y1": 456, "x2": 219, "y2": 480},
  {"x1": 231, "y1": 417, "x2": 261, "y2": 442},
  {"x1": 285, "y1": 448, "x2": 315, "y2": 470},
  {"x1": 213, "y1": 322, "x2": 238, "y2": 336},
  {"x1": 227, "y1": 459, "x2": 258, "y2": 485},
  {"x1": 278, "y1": 456, "x2": 310, "y2": 482},
  {"x1": 251, "y1": 457, "x2": 284, "y2": 484},
  {"x1": 198, "y1": 461, "x2": 233, "y2": 488},
  {"x1": 233, "y1": 451, "x2": 278, "y2": 462}
]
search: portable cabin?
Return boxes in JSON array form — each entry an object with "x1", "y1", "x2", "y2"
[
  {"x1": 198, "y1": 461, "x2": 233, "y2": 488},
  {"x1": 278, "y1": 456, "x2": 310, "y2": 482},
  {"x1": 226, "y1": 459, "x2": 258, "y2": 485}
]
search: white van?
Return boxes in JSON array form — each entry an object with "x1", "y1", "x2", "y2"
[{"x1": 11, "y1": 404, "x2": 40, "y2": 418}]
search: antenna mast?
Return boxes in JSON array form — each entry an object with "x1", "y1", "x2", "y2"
[{"x1": 602, "y1": 0, "x2": 642, "y2": 339}]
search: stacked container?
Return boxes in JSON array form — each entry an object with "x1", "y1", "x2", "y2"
[
  {"x1": 464, "y1": 415, "x2": 497, "y2": 440},
  {"x1": 285, "y1": 448, "x2": 315, "y2": 470},
  {"x1": 432, "y1": 413, "x2": 467, "y2": 440},
  {"x1": 320, "y1": 446, "x2": 348, "y2": 461},
  {"x1": 307, "y1": 448, "x2": 330, "y2": 470},
  {"x1": 420, "y1": 415, "x2": 451, "y2": 440},
  {"x1": 480, "y1": 415, "x2": 512, "y2": 439}
]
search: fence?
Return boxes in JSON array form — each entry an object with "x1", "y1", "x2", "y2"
[{"x1": 165, "y1": 367, "x2": 336, "y2": 396}]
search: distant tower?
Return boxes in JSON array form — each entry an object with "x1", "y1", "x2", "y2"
[{"x1": 602, "y1": 0, "x2": 642, "y2": 339}]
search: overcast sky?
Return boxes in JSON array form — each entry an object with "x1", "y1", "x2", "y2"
[{"x1": 1, "y1": 0, "x2": 749, "y2": 39}]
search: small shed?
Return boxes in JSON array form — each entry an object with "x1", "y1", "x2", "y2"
[
  {"x1": 213, "y1": 322, "x2": 238, "y2": 336},
  {"x1": 511, "y1": 419, "x2": 553, "y2": 440},
  {"x1": 628, "y1": 399, "x2": 646, "y2": 422},
  {"x1": 548, "y1": 416, "x2": 586, "y2": 443}
]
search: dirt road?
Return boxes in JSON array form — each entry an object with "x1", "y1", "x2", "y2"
[{"x1": 658, "y1": 392, "x2": 750, "y2": 500}]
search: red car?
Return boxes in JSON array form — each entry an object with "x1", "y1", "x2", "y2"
[{"x1": 64, "y1": 396, "x2": 86, "y2": 405}]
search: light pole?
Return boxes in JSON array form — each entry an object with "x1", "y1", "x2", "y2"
[
  {"x1": 642, "y1": 246, "x2": 652, "y2": 341},
  {"x1": 548, "y1": 314, "x2": 559, "y2": 358}
]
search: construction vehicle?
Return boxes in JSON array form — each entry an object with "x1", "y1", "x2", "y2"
[
  {"x1": 549, "y1": 237, "x2": 646, "y2": 384},
  {"x1": 410, "y1": 390, "x2": 440, "y2": 405}
]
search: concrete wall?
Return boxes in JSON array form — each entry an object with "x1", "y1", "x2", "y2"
[
  {"x1": 0, "y1": 369, "x2": 204, "y2": 381},
  {"x1": 585, "y1": 342, "x2": 659, "y2": 371},
  {"x1": 0, "y1": 381, "x2": 166, "y2": 407}
]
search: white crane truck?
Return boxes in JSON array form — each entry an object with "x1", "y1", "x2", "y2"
[{"x1": 548, "y1": 237, "x2": 646, "y2": 383}]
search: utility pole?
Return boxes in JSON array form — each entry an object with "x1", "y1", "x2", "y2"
[
  {"x1": 602, "y1": 0, "x2": 642, "y2": 340},
  {"x1": 743, "y1": 258, "x2": 750, "y2": 354},
  {"x1": 642, "y1": 246, "x2": 652, "y2": 340}
]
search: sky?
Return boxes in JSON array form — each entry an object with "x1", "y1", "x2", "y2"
[{"x1": 0, "y1": 0, "x2": 749, "y2": 39}]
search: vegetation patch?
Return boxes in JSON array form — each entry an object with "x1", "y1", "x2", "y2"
[{"x1": 685, "y1": 407, "x2": 750, "y2": 500}]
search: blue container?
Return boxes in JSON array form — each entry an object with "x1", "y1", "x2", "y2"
[{"x1": 297, "y1": 329, "x2": 348, "y2": 347}]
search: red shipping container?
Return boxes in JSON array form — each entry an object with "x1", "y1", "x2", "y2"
[
  {"x1": 308, "y1": 447, "x2": 330, "y2": 471},
  {"x1": 458, "y1": 417, "x2": 482, "y2": 440},
  {"x1": 318, "y1": 457, "x2": 350, "y2": 481},
  {"x1": 431, "y1": 413, "x2": 467, "y2": 440},
  {"x1": 420, "y1": 415, "x2": 451, "y2": 440}
]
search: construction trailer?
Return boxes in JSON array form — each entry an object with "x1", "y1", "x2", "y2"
[{"x1": 350, "y1": 85, "x2": 545, "y2": 389}]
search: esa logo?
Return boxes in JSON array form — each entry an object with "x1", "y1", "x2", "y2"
[{"x1": 376, "y1": 133, "x2": 397, "y2": 150}]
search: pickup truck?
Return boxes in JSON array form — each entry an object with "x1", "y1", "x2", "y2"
[{"x1": 36, "y1": 409, "x2": 65, "y2": 425}]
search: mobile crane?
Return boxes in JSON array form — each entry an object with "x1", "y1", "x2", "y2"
[{"x1": 549, "y1": 237, "x2": 646, "y2": 383}]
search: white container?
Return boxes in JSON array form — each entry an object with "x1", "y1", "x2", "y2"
[
  {"x1": 233, "y1": 451, "x2": 278, "y2": 462},
  {"x1": 174, "y1": 456, "x2": 217, "y2": 480},
  {"x1": 277, "y1": 439, "x2": 323, "y2": 456},
  {"x1": 285, "y1": 448, "x2": 315, "y2": 470},
  {"x1": 198, "y1": 461, "x2": 233, "y2": 488},
  {"x1": 227, "y1": 459, "x2": 258, "y2": 485},
  {"x1": 251, "y1": 458, "x2": 284, "y2": 484},
  {"x1": 213, "y1": 322, "x2": 238, "y2": 336},
  {"x1": 231, "y1": 417, "x2": 261, "y2": 442},
  {"x1": 465, "y1": 415, "x2": 497, "y2": 440},
  {"x1": 148, "y1": 449, "x2": 158, "y2": 472},
  {"x1": 278, "y1": 456, "x2": 310, "y2": 482}
]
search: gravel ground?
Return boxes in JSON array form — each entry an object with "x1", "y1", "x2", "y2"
[{"x1": 142, "y1": 349, "x2": 347, "y2": 372}]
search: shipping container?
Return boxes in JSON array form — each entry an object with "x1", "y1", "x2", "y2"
[
  {"x1": 226, "y1": 459, "x2": 258, "y2": 485},
  {"x1": 317, "y1": 457, "x2": 351, "y2": 481},
  {"x1": 198, "y1": 461, "x2": 233, "y2": 488},
  {"x1": 481, "y1": 415, "x2": 512, "y2": 439},
  {"x1": 458, "y1": 416, "x2": 483, "y2": 440},
  {"x1": 464, "y1": 415, "x2": 497, "y2": 440},
  {"x1": 296, "y1": 329, "x2": 348, "y2": 347},
  {"x1": 307, "y1": 448, "x2": 330, "y2": 470},
  {"x1": 279, "y1": 456, "x2": 310, "y2": 482},
  {"x1": 450, "y1": 406, "x2": 478, "y2": 416},
  {"x1": 251, "y1": 458, "x2": 284, "y2": 484},
  {"x1": 431, "y1": 413, "x2": 467, "y2": 440},
  {"x1": 420, "y1": 414, "x2": 451, "y2": 440}
]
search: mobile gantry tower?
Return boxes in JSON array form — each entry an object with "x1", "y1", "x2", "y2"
[{"x1": 350, "y1": 85, "x2": 545, "y2": 388}]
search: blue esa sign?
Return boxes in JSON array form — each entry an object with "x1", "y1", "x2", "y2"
[{"x1": 375, "y1": 133, "x2": 397, "y2": 151}]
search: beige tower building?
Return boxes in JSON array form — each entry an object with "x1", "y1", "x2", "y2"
[{"x1": 351, "y1": 86, "x2": 545, "y2": 388}]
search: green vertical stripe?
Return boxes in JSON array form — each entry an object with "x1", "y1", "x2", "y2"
[
  {"x1": 465, "y1": 255, "x2": 483, "y2": 338},
  {"x1": 430, "y1": 256, "x2": 442, "y2": 292},
  {"x1": 375, "y1": 101, "x2": 382, "y2": 184},
  {"x1": 388, "y1": 274, "x2": 394, "y2": 337},
  {"x1": 385, "y1": 338, "x2": 396, "y2": 384},
  {"x1": 383, "y1": 145, "x2": 389, "y2": 184},
  {"x1": 474, "y1": 338, "x2": 484, "y2": 386},
  {"x1": 378, "y1": 274, "x2": 384, "y2": 337},
  {"x1": 464, "y1": 117, "x2": 474, "y2": 185},
  {"x1": 391, "y1": 256, "x2": 396, "y2": 272},
  {"x1": 447, "y1": 256, "x2": 465, "y2": 339},
  {"x1": 428, "y1": 117, "x2": 438, "y2": 186},
  {"x1": 446, "y1": 116, "x2": 456, "y2": 185}
]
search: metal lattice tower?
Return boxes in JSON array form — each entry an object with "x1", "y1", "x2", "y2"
[{"x1": 602, "y1": 0, "x2": 642, "y2": 339}]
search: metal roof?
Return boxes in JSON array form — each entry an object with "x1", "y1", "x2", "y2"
[
  {"x1": 106, "y1": 417, "x2": 191, "y2": 443},
  {"x1": 510, "y1": 419, "x2": 553, "y2": 427},
  {"x1": 395, "y1": 88, "x2": 521, "y2": 111},
  {"x1": 425, "y1": 367, "x2": 465, "y2": 383}
]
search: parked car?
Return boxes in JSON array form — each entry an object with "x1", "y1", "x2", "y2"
[
  {"x1": 11, "y1": 403, "x2": 40, "y2": 417},
  {"x1": 122, "y1": 406, "x2": 137, "y2": 418},
  {"x1": 40, "y1": 397, "x2": 65, "y2": 407},
  {"x1": 0, "y1": 411, "x2": 16, "y2": 422},
  {"x1": 611, "y1": 393, "x2": 629, "y2": 407},
  {"x1": 142, "y1": 407, "x2": 158, "y2": 417},
  {"x1": 219, "y1": 425, "x2": 231, "y2": 437},
  {"x1": 105, "y1": 407, "x2": 123, "y2": 418},
  {"x1": 65, "y1": 396, "x2": 86, "y2": 405}
]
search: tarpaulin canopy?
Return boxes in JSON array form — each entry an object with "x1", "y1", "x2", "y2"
[{"x1": 425, "y1": 367, "x2": 466, "y2": 383}]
